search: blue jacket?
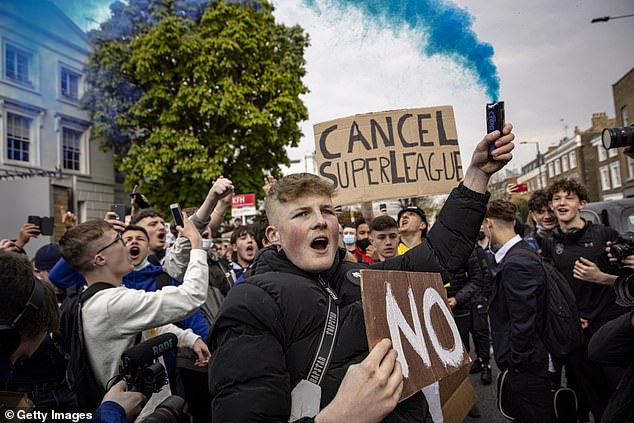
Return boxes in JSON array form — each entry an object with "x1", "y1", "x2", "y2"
[
  {"x1": 89, "y1": 401, "x2": 127, "y2": 422},
  {"x1": 49, "y1": 258, "x2": 208, "y2": 339}
]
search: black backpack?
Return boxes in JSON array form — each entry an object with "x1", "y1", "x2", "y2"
[
  {"x1": 506, "y1": 248, "x2": 584, "y2": 358},
  {"x1": 59, "y1": 282, "x2": 115, "y2": 412}
]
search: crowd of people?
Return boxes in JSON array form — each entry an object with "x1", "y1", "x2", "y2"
[{"x1": 1, "y1": 121, "x2": 634, "y2": 423}]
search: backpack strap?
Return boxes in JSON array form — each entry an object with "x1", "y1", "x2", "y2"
[
  {"x1": 79, "y1": 282, "x2": 116, "y2": 303},
  {"x1": 589, "y1": 222, "x2": 610, "y2": 251},
  {"x1": 540, "y1": 234, "x2": 555, "y2": 263}
]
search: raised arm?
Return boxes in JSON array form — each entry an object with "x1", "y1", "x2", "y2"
[{"x1": 462, "y1": 123, "x2": 515, "y2": 194}]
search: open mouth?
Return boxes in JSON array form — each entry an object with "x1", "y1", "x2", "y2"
[
  {"x1": 157, "y1": 232, "x2": 166, "y2": 241},
  {"x1": 310, "y1": 237, "x2": 329, "y2": 252},
  {"x1": 246, "y1": 245, "x2": 254, "y2": 254},
  {"x1": 129, "y1": 246, "x2": 141, "y2": 259}
]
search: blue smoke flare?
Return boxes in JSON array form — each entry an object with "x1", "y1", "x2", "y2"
[
  {"x1": 303, "y1": 0, "x2": 500, "y2": 100},
  {"x1": 44, "y1": 0, "x2": 499, "y2": 99}
]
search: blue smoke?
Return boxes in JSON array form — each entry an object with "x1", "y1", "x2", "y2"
[
  {"x1": 303, "y1": 0, "x2": 500, "y2": 100},
  {"x1": 46, "y1": 0, "x2": 499, "y2": 99}
]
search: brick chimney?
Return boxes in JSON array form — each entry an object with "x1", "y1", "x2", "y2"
[{"x1": 591, "y1": 112, "x2": 609, "y2": 131}]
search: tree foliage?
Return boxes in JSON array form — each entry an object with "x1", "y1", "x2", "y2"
[{"x1": 82, "y1": 0, "x2": 309, "y2": 210}]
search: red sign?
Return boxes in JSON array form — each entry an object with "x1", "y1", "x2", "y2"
[{"x1": 232, "y1": 193, "x2": 256, "y2": 208}]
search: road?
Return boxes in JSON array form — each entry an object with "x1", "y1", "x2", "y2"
[{"x1": 464, "y1": 355, "x2": 507, "y2": 423}]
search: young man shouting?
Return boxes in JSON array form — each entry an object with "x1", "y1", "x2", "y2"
[{"x1": 208, "y1": 124, "x2": 515, "y2": 422}]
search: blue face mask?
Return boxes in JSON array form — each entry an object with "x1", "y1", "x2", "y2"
[{"x1": 343, "y1": 234, "x2": 356, "y2": 245}]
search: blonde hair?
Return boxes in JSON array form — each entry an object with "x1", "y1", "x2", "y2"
[{"x1": 264, "y1": 173, "x2": 335, "y2": 223}]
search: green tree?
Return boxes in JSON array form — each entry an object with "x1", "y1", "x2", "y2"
[{"x1": 83, "y1": 0, "x2": 309, "y2": 211}]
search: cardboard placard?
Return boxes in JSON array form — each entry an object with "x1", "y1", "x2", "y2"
[
  {"x1": 439, "y1": 365, "x2": 477, "y2": 423},
  {"x1": 314, "y1": 106, "x2": 463, "y2": 206},
  {"x1": 0, "y1": 391, "x2": 33, "y2": 422},
  {"x1": 360, "y1": 270, "x2": 470, "y2": 401}
]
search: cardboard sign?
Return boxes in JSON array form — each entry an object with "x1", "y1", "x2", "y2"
[
  {"x1": 314, "y1": 106, "x2": 463, "y2": 205},
  {"x1": 360, "y1": 270, "x2": 470, "y2": 400},
  {"x1": 439, "y1": 365, "x2": 477, "y2": 423}
]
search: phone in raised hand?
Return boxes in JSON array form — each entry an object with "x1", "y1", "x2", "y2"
[
  {"x1": 486, "y1": 101, "x2": 505, "y2": 159},
  {"x1": 170, "y1": 203, "x2": 184, "y2": 227}
]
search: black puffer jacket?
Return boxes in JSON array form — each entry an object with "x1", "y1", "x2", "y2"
[
  {"x1": 446, "y1": 249, "x2": 483, "y2": 316},
  {"x1": 208, "y1": 184, "x2": 489, "y2": 422}
]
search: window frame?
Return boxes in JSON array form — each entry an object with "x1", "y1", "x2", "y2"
[
  {"x1": 59, "y1": 63, "x2": 83, "y2": 103},
  {"x1": 562, "y1": 154, "x2": 569, "y2": 172},
  {"x1": 598, "y1": 144, "x2": 607, "y2": 162},
  {"x1": 569, "y1": 150, "x2": 577, "y2": 169},
  {"x1": 600, "y1": 165, "x2": 611, "y2": 191},
  {"x1": 610, "y1": 161, "x2": 622, "y2": 188},
  {"x1": 56, "y1": 116, "x2": 90, "y2": 175},
  {"x1": 5, "y1": 112, "x2": 32, "y2": 163},
  {"x1": 2, "y1": 40, "x2": 38, "y2": 92}
]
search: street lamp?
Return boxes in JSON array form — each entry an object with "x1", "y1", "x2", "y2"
[
  {"x1": 591, "y1": 13, "x2": 634, "y2": 23},
  {"x1": 520, "y1": 141, "x2": 543, "y2": 189}
]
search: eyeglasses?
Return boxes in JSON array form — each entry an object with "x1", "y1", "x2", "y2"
[{"x1": 95, "y1": 232, "x2": 125, "y2": 256}]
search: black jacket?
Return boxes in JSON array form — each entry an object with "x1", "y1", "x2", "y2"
[
  {"x1": 588, "y1": 308, "x2": 634, "y2": 366},
  {"x1": 446, "y1": 249, "x2": 483, "y2": 316},
  {"x1": 489, "y1": 240, "x2": 548, "y2": 374},
  {"x1": 208, "y1": 184, "x2": 489, "y2": 422},
  {"x1": 542, "y1": 222, "x2": 624, "y2": 328}
]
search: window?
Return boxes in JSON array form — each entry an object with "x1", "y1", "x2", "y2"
[
  {"x1": 600, "y1": 166, "x2": 611, "y2": 191},
  {"x1": 598, "y1": 144, "x2": 607, "y2": 162},
  {"x1": 554, "y1": 159, "x2": 561, "y2": 175},
  {"x1": 6, "y1": 112, "x2": 31, "y2": 162},
  {"x1": 608, "y1": 147, "x2": 618, "y2": 158},
  {"x1": 628, "y1": 157, "x2": 634, "y2": 180},
  {"x1": 623, "y1": 106, "x2": 630, "y2": 126},
  {"x1": 61, "y1": 67, "x2": 80, "y2": 100},
  {"x1": 562, "y1": 155, "x2": 569, "y2": 172},
  {"x1": 5, "y1": 44, "x2": 30, "y2": 84},
  {"x1": 610, "y1": 162, "x2": 622, "y2": 188},
  {"x1": 62, "y1": 127, "x2": 82, "y2": 170},
  {"x1": 570, "y1": 150, "x2": 577, "y2": 168},
  {"x1": 548, "y1": 162, "x2": 554, "y2": 177}
]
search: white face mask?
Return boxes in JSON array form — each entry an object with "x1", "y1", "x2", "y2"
[
  {"x1": 343, "y1": 234, "x2": 356, "y2": 245},
  {"x1": 201, "y1": 239, "x2": 213, "y2": 251}
]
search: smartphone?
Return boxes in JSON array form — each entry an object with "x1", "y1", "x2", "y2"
[
  {"x1": 110, "y1": 204, "x2": 127, "y2": 222},
  {"x1": 515, "y1": 183, "x2": 529, "y2": 193},
  {"x1": 486, "y1": 101, "x2": 505, "y2": 159},
  {"x1": 129, "y1": 192, "x2": 151, "y2": 209},
  {"x1": 27, "y1": 215, "x2": 41, "y2": 228},
  {"x1": 170, "y1": 203, "x2": 184, "y2": 227},
  {"x1": 218, "y1": 187, "x2": 233, "y2": 200},
  {"x1": 39, "y1": 217, "x2": 54, "y2": 236}
]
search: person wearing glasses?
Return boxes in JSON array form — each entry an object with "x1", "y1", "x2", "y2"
[{"x1": 57, "y1": 215, "x2": 209, "y2": 399}]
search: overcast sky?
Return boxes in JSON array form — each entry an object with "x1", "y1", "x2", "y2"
[
  {"x1": 53, "y1": 0, "x2": 634, "y2": 175},
  {"x1": 272, "y1": 0, "x2": 634, "y2": 174}
]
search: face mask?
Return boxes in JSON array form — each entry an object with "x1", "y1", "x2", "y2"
[
  {"x1": 201, "y1": 239, "x2": 213, "y2": 251},
  {"x1": 357, "y1": 238, "x2": 371, "y2": 251},
  {"x1": 343, "y1": 234, "x2": 356, "y2": 245}
]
